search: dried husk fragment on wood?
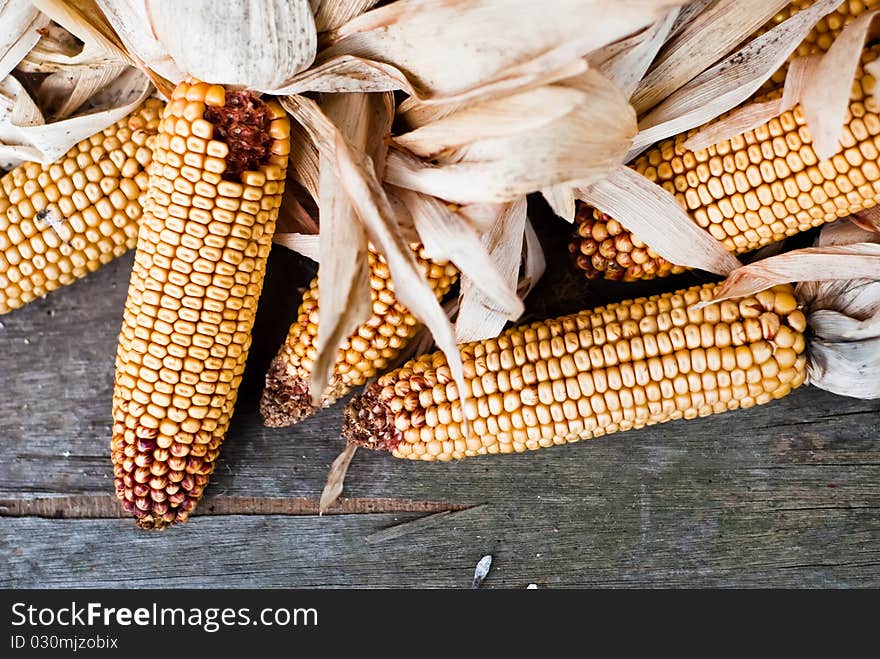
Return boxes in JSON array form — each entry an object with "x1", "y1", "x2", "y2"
[{"x1": 319, "y1": 443, "x2": 358, "y2": 514}]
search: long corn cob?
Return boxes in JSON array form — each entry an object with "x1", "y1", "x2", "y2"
[
  {"x1": 0, "y1": 99, "x2": 163, "y2": 314},
  {"x1": 344, "y1": 283, "x2": 807, "y2": 460},
  {"x1": 572, "y1": 6, "x2": 880, "y2": 282},
  {"x1": 111, "y1": 80, "x2": 290, "y2": 528},
  {"x1": 261, "y1": 245, "x2": 458, "y2": 427}
]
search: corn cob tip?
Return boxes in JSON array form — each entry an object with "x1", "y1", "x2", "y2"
[
  {"x1": 570, "y1": 205, "x2": 686, "y2": 281},
  {"x1": 260, "y1": 358, "x2": 317, "y2": 427},
  {"x1": 260, "y1": 357, "x2": 350, "y2": 427},
  {"x1": 342, "y1": 382, "x2": 401, "y2": 452}
]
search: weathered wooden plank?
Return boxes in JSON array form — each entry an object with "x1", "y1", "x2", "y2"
[
  {"x1": 2, "y1": 506, "x2": 877, "y2": 587},
  {"x1": 1, "y1": 212, "x2": 878, "y2": 587},
  {"x1": 0, "y1": 494, "x2": 472, "y2": 518}
]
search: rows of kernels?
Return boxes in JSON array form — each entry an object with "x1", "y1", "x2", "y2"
[
  {"x1": 573, "y1": 46, "x2": 880, "y2": 281},
  {"x1": 0, "y1": 99, "x2": 163, "y2": 314},
  {"x1": 367, "y1": 283, "x2": 807, "y2": 461},
  {"x1": 111, "y1": 82, "x2": 289, "y2": 526},
  {"x1": 276, "y1": 244, "x2": 458, "y2": 396}
]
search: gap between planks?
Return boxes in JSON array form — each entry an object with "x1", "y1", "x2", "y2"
[{"x1": 0, "y1": 494, "x2": 476, "y2": 519}]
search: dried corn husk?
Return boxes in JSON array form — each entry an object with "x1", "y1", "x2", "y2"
[
  {"x1": 292, "y1": 0, "x2": 679, "y2": 100},
  {"x1": 577, "y1": 165, "x2": 741, "y2": 275},
  {"x1": 0, "y1": 0, "x2": 48, "y2": 80},
  {"x1": 0, "y1": 66, "x2": 149, "y2": 166},
  {"x1": 144, "y1": 0, "x2": 317, "y2": 93},
  {"x1": 632, "y1": 0, "x2": 843, "y2": 153},
  {"x1": 311, "y1": 0, "x2": 381, "y2": 33},
  {"x1": 0, "y1": 2, "x2": 151, "y2": 167},
  {"x1": 386, "y1": 69, "x2": 637, "y2": 204},
  {"x1": 631, "y1": 0, "x2": 791, "y2": 113}
]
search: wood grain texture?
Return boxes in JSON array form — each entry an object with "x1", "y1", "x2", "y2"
[{"x1": 0, "y1": 207, "x2": 877, "y2": 588}]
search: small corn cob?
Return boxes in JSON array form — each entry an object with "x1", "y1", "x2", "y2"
[
  {"x1": 572, "y1": 13, "x2": 880, "y2": 282},
  {"x1": 111, "y1": 80, "x2": 290, "y2": 528},
  {"x1": 261, "y1": 245, "x2": 458, "y2": 427},
  {"x1": 0, "y1": 99, "x2": 164, "y2": 314},
  {"x1": 344, "y1": 283, "x2": 807, "y2": 461}
]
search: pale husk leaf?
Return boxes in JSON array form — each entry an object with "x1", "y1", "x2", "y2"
[
  {"x1": 682, "y1": 55, "x2": 821, "y2": 153},
  {"x1": 16, "y1": 7, "x2": 135, "y2": 120},
  {"x1": 95, "y1": 0, "x2": 184, "y2": 85},
  {"x1": 331, "y1": 134, "x2": 468, "y2": 429},
  {"x1": 521, "y1": 216, "x2": 546, "y2": 297},
  {"x1": 455, "y1": 197, "x2": 529, "y2": 343},
  {"x1": 31, "y1": 0, "x2": 131, "y2": 63},
  {"x1": 315, "y1": 0, "x2": 679, "y2": 101},
  {"x1": 313, "y1": 154, "x2": 370, "y2": 404},
  {"x1": 541, "y1": 183, "x2": 577, "y2": 223},
  {"x1": 273, "y1": 53, "x2": 412, "y2": 95},
  {"x1": 310, "y1": 0, "x2": 381, "y2": 33},
  {"x1": 852, "y1": 206, "x2": 880, "y2": 232},
  {"x1": 589, "y1": 7, "x2": 679, "y2": 99},
  {"x1": 0, "y1": 67, "x2": 150, "y2": 166},
  {"x1": 37, "y1": 63, "x2": 128, "y2": 121},
  {"x1": 631, "y1": 0, "x2": 842, "y2": 154},
  {"x1": 272, "y1": 232, "x2": 320, "y2": 262},
  {"x1": 394, "y1": 85, "x2": 583, "y2": 159},
  {"x1": 147, "y1": 0, "x2": 317, "y2": 92},
  {"x1": 703, "y1": 243, "x2": 880, "y2": 303},
  {"x1": 578, "y1": 165, "x2": 741, "y2": 275},
  {"x1": 319, "y1": 443, "x2": 358, "y2": 515},
  {"x1": 385, "y1": 69, "x2": 636, "y2": 203},
  {"x1": 394, "y1": 185, "x2": 523, "y2": 318},
  {"x1": 800, "y1": 9, "x2": 880, "y2": 160},
  {"x1": 631, "y1": 0, "x2": 790, "y2": 114},
  {"x1": 0, "y1": 0, "x2": 48, "y2": 81}
]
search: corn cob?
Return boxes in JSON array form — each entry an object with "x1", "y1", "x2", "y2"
[
  {"x1": 0, "y1": 99, "x2": 164, "y2": 314},
  {"x1": 261, "y1": 245, "x2": 458, "y2": 427},
  {"x1": 572, "y1": 7, "x2": 880, "y2": 282},
  {"x1": 344, "y1": 283, "x2": 807, "y2": 460},
  {"x1": 111, "y1": 80, "x2": 290, "y2": 528}
]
